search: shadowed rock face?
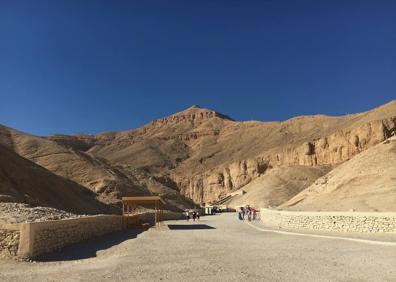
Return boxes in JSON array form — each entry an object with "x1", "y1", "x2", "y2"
[
  {"x1": 0, "y1": 125, "x2": 149, "y2": 206},
  {"x1": 0, "y1": 144, "x2": 115, "y2": 215},
  {"x1": 1, "y1": 100, "x2": 396, "y2": 207}
]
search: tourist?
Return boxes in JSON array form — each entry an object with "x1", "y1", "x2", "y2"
[
  {"x1": 196, "y1": 211, "x2": 200, "y2": 221},
  {"x1": 252, "y1": 208, "x2": 257, "y2": 220},
  {"x1": 245, "y1": 206, "x2": 252, "y2": 221},
  {"x1": 243, "y1": 207, "x2": 247, "y2": 221},
  {"x1": 186, "y1": 210, "x2": 190, "y2": 222},
  {"x1": 238, "y1": 207, "x2": 244, "y2": 220},
  {"x1": 192, "y1": 211, "x2": 197, "y2": 221}
]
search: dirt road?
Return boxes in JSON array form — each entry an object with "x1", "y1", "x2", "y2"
[{"x1": 1, "y1": 213, "x2": 395, "y2": 282}]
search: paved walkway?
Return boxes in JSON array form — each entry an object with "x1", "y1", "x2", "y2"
[{"x1": 1, "y1": 214, "x2": 395, "y2": 282}]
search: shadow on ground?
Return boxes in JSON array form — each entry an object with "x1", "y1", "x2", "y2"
[
  {"x1": 167, "y1": 224, "x2": 215, "y2": 230},
  {"x1": 35, "y1": 229, "x2": 145, "y2": 262}
]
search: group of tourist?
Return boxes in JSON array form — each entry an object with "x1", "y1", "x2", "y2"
[
  {"x1": 238, "y1": 206, "x2": 257, "y2": 221},
  {"x1": 185, "y1": 210, "x2": 200, "y2": 222}
]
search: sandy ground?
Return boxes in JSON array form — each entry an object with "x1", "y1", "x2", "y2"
[{"x1": 1, "y1": 214, "x2": 395, "y2": 282}]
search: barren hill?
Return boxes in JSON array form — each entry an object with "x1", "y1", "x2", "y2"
[
  {"x1": 48, "y1": 101, "x2": 396, "y2": 204},
  {"x1": 0, "y1": 125, "x2": 197, "y2": 212},
  {"x1": 280, "y1": 136, "x2": 396, "y2": 212},
  {"x1": 0, "y1": 125, "x2": 149, "y2": 205},
  {"x1": 1, "y1": 100, "x2": 395, "y2": 212},
  {"x1": 0, "y1": 144, "x2": 112, "y2": 214}
]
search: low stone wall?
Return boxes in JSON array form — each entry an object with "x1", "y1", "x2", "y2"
[
  {"x1": 0, "y1": 215, "x2": 123, "y2": 259},
  {"x1": 260, "y1": 208, "x2": 396, "y2": 233},
  {"x1": 1, "y1": 212, "x2": 183, "y2": 259},
  {"x1": 23, "y1": 215, "x2": 122, "y2": 258},
  {"x1": 0, "y1": 224, "x2": 20, "y2": 258}
]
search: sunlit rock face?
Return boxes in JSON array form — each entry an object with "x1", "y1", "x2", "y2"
[{"x1": 2, "y1": 101, "x2": 396, "y2": 206}]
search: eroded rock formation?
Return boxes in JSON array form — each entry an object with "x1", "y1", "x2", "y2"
[{"x1": 1, "y1": 101, "x2": 396, "y2": 207}]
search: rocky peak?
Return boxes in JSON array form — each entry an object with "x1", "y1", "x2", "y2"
[
  {"x1": 188, "y1": 104, "x2": 202, "y2": 109},
  {"x1": 149, "y1": 105, "x2": 234, "y2": 128}
]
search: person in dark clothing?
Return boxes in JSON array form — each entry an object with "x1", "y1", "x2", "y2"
[
  {"x1": 238, "y1": 207, "x2": 244, "y2": 220},
  {"x1": 192, "y1": 211, "x2": 197, "y2": 221}
]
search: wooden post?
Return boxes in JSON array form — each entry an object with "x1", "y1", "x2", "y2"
[
  {"x1": 122, "y1": 201, "x2": 126, "y2": 229},
  {"x1": 155, "y1": 201, "x2": 158, "y2": 228}
]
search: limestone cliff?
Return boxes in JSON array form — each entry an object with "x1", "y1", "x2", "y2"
[
  {"x1": 2, "y1": 101, "x2": 395, "y2": 207},
  {"x1": 172, "y1": 116, "x2": 396, "y2": 203}
]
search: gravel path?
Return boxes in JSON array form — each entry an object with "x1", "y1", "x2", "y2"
[{"x1": 0, "y1": 213, "x2": 395, "y2": 282}]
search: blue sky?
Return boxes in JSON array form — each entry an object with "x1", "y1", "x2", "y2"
[{"x1": 0, "y1": 0, "x2": 395, "y2": 136}]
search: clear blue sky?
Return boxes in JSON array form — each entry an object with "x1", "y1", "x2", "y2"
[{"x1": 0, "y1": 0, "x2": 395, "y2": 136}]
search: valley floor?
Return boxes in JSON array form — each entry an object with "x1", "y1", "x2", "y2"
[{"x1": 1, "y1": 214, "x2": 395, "y2": 282}]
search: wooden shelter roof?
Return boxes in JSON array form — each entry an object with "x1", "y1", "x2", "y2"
[{"x1": 122, "y1": 196, "x2": 166, "y2": 205}]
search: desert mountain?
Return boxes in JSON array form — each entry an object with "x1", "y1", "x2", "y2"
[
  {"x1": 0, "y1": 125, "x2": 148, "y2": 205},
  {"x1": 1, "y1": 100, "x2": 395, "y2": 212},
  {"x1": 48, "y1": 100, "x2": 396, "y2": 204},
  {"x1": 281, "y1": 136, "x2": 396, "y2": 212},
  {"x1": 0, "y1": 124, "x2": 197, "y2": 212},
  {"x1": 0, "y1": 144, "x2": 113, "y2": 214}
]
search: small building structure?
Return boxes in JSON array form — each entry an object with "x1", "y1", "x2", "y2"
[
  {"x1": 122, "y1": 196, "x2": 165, "y2": 229},
  {"x1": 204, "y1": 206, "x2": 214, "y2": 215}
]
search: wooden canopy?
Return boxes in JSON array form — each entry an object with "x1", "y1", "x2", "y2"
[
  {"x1": 122, "y1": 196, "x2": 165, "y2": 228},
  {"x1": 122, "y1": 196, "x2": 166, "y2": 206}
]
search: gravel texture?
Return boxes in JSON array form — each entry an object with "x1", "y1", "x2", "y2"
[
  {"x1": 0, "y1": 213, "x2": 395, "y2": 282},
  {"x1": 0, "y1": 203, "x2": 82, "y2": 224}
]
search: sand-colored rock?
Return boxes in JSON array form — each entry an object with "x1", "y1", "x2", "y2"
[
  {"x1": 43, "y1": 101, "x2": 396, "y2": 204},
  {"x1": 0, "y1": 125, "x2": 149, "y2": 205},
  {"x1": 0, "y1": 144, "x2": 113, "y2": 214},
  {"x1": 281, "y1": 136, "x2": 396, "y2": 211},
  {"x1": 225, "y1": 166, "x2": 331, "y2": 209},
  {"x1": 1, "y1": 100, "x2": 395, "y2": 210}
]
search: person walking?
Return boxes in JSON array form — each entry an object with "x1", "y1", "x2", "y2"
[
  {"x1": 192, "y1": 211, "x2": 197, "y2": 221},
  {"x1": 186, "y1": 210, "x2": 190, "y2": 222},
  {"x1": 246, "y1": 206, "x2": 252, "y2": 221},
  {"x1": 238, "y1": 207, "x2": 244, "y2": 220},
  {"x1": 196, "y1": 211, "x2": 200, "y2": 221},
  {"x1": 252, "y1": 208, "x2": 257, "y2": 220}
]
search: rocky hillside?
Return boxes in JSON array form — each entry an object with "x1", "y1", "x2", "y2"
[
  {"x1": 0, "y1": 125, "x2": 197, "y2": 212},
  {"x1": 281, "y1": 136, "x2": 396, "y2": 212},
  {"x1": 225, "y1": 165, "x2": 332, "y2": 209},
  {"x1": 0, "y1": 144, "x2": 113, "y2": 214},
  {"x1": 1, "y1": 100, "x2": 395, "y2": 210},
  {"x1": 0, "y1": 125, "x2": 149, "y2": 205},
  {"x1": 48, "y1": 101, "x2": 396, "y2": 204}
]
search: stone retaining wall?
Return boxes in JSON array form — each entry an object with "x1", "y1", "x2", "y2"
[
  {"x1": 0, "y1": 215, "x2": 123, "y2": 259},
  {"x1": 24, "y1": 215, "x2": 122, "y2": 258},
  {"x1": 1, "y1": 212, "x2": 183, "y2": 259},
  {"x1": 0, "y1": 224, "x2": 20, "y2": 258},
  {"x1": 260, "y1": 208, "x2": 396, "y2": 233}
]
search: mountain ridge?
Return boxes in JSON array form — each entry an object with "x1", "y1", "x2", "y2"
[{"x1": 1, "y1": 100, "x2": 395, "y2": 210}]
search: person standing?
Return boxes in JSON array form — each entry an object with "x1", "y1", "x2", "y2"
[
  {"x1": 186, "y1": 210, "x2": 190, "y2": 222},
  {"x1": 238, "y1": 207, "x2": 244, "y2": 220},
  {"x1": 252, "y1": 208, "x2": 257, "y2": 220},
  {"x1": 192, "y1": 211, "x2": 197, "y2": 221}
]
